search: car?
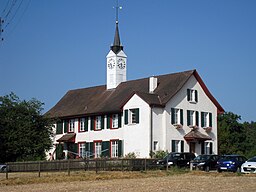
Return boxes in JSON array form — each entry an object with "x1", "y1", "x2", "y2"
[
  {"x1": 217, "y1": 155, "x2": 247, "y2": 173},
  {"x1": 191, "y1": 154, "x2": 220, "y2": 172},
  {"x1": 241, "y1": 156, "x2": 256, "y2": 174},
  {"x1": 156, "y1": 152, "x2": 195, "y2": 168},
  {"x1": 0, "y1": 164, "x2": 7, "y2": 172}
]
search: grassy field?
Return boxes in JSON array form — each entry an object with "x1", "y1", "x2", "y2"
[{"x1": 0, "y1": 170, "x2": 256, "y2": 192}]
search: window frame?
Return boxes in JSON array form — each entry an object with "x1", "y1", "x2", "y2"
[
  {"x1": 187, "y1": 89, "x2": 198, "y2": 103},
  {"x1": 124, "y1": 108, "x2": 139, "y2": 125},
  {"x1": 68, "y1": 119, "x2": 75, "y2": 133},
  {"x1": 94, "y1": 140, "x2": 102, "y2": 158},
  {"x1": 95, "y1": 116, "x2": 102, "y2": 130},
  {"x1": 110, "y1": 140, "x2": 119, "y2": 158},
  {"x1": 112, "y1": 114, "x2": 119, "y2": 129},
  {"x1": 78, "y1": 142, "x2": 86, "y2": 158}
]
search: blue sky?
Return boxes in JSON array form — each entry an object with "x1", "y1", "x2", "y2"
[{"x1": 0, "y1": 0, "x2": 255, "y2": 122}]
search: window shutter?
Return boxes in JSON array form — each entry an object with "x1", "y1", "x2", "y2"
[
  {"x1": 102, "y1": 141, "x2": 110, "y2": 157},
  {"x1": 201, "y1": 112, "x2": 205, "y2": 128},
  {"x1": 56, "y1": 121, "x2": 63, "y2": 134},
  {"x1": 195, "y1": 90, "x2": 198, "y2": 102},
  {"x1": 196, "y1": 111, "x2": 199, "y2": 126},
  {"x1": 180, "y1": 109, "x2": 183, "y2": 125},
  {"x1": 101, "y1": 115, "x2": 105, "y2": 129},
  {"x1": 201, "y1": 142, "x2": 205, "y2": 155},
  {"x1": 210, "y1": 142, "x2": 213, "y2": 154},
  {"x1": 90, "y1": 116, "x2": 95, "y2": 131},
  {"x1": 187, "y1": 110, "x2": 191, "y2": 126},
  {"x1": 171, "y1": 108, "x2": 175, "y2": 124},
  {"x1": 107, "y1": 115, "x2": 111, "y2": 129},
  {"x1": 118, "y1": 113, "x2": 122, "y2": 128},
  {"x1": 124, "y1": 110, "x2": 128, "y2": 125},
  {"x1": 187, "y1": 89, "x2": 190, "y2": 101},
  {"x1": 171, "y1": 140, "x2": 176, "y2": 152},
  {"x1": 64, "y1": 120, "x2": 68, "y2": 133},
  {"x1": 135, "y1": 108, "x2": 140, "y2": 123},
  {"x1": 118, "y1": 140, "x2": 123, "y2": 157},
  {"x1": 209, "y1": 113, "x2": 212, "y2": 127},
  {"x1": 85, "y1": 117, "x2": 88, "y2": 132},
  {"x1": 181, "y1": 141, "x2": 184, "y2": 152}
]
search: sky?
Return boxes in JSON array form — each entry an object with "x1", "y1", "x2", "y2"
[{"x1": 0, "y1": 0, "x2": 255, "y2": 122}]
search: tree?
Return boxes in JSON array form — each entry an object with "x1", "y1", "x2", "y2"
[{"x1": 0, "y1": 93, "x2": 53, "y2": 162}]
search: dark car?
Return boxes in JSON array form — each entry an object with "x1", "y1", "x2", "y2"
[
  {"x1": 191, "y1": 154, "x2": 220, "y2": 172},
  {"x1": 156, "y1": 152, "x2": 195, "y2": 168},
  {"x1": 0, "y1": 164, "x2": 7, "y2": 172},
  {"x1": 217, "y1": 155, "x2": 247, "y2": 173}
]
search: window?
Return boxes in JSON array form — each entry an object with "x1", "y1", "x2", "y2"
[
  {"x1": 112, "y1": 114, "x2": 118, "y2": 128},
  {"x1": 201, "y1": 112, "x2": 212, "y2": 128},
  {"x1": 79, "y1": 143, "x2": 86, "y2": 158},
  {"x1": 187, "y1": 110, "x2": 199, "y2": 127},
  {"x1": 204, "y1": 142, "x2": 213, "y2": 155},
  {"x1": 111, "y1": 140, "x2": 118, "y2": 158},
  {"x1": 124, "y1": 108, "x2": 139, "y2": 125},
  {"x1": 171, "y1": 108, "x2": 183, "y2": 125},
  {"x1": 56, "y1": 121, "x2": 63, "y2": 134},
  {"x1": 95, "y1": 116, "x2": 101, "y2": 130},
  {"x1": 94, "y1": 141, "x2": 102, "y2": 158},
  {"x1": 80, "y1": 118, "x2": 85, "y2": 132},
  {"x1": 153, "y1": 141, "x2": 159, "y2": 151},
  {"x1": 171, "y1": 140, "x2": 184, "y2": 152},
  {"x1": 187, "y1": 89, "x2": 198, "y2": 103},
  {"x1": 69, "y1": 119, "x2": 75, "y2": 132}
]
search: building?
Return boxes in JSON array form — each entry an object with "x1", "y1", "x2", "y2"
[{"x1": 46, "y1": 11, "x2": 224, "y2": 159}]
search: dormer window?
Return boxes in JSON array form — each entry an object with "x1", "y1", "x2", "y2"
[
  {"x1": 187, "y1": 89, "x2": 198, "y2": 103},
  {"x1": 124, "y1": 108, "x2": 140, "y2": 125}
]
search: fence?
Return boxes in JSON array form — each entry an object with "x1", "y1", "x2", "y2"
[{"x1": 3, "y1": 158, "x2": 160, "y2": 179}]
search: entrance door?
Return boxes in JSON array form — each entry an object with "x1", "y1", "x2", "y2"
[{"x1": 189, "y1": 142, "x2": 196, "y2": 154}]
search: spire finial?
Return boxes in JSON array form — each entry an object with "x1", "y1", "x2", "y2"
[{"x1": 115, "y1": 0, "x2": 122, "y2": 24}]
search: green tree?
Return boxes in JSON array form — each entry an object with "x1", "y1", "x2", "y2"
[{"x1": 0, "y1": 93, "x2": 53, "y2": 162}]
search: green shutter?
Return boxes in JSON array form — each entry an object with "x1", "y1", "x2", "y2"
[
  {"x1": 124, "y1": 110, "x2": 128, "y2": 125},
  {"x1": 195, "y1": 90, "x2": 198, "y2": 102},
  {"x1": 210, "y1": 143, "x2": 213, "y2": 154},
  {"x1": 187, "y1": 89, "x2": 190, "y2": 101},
  {"x1": 118, "y1": 113, "x2": 122, "y2": 128},
  {"x1": 56, "y1": 121, "x2": 63, "y2": 134},
  {"x1": 118, "y1": 140, "x2": 123, "y2": 157},
  {"x1": 101, "y1": 115, "x2": 105, "y2": 129},
  {"x1": 209, "y1": 113, "x2": 212, "y2": 127},
  {"x1": 135, "y1": 108, "x2": 140, "y2": 123},
  {"x1": 171, "y1": 108, "x2": 175, "y2": 124},
  {"x1": 181, "y1": 141, "x2": 184, "y2": 152},
  {"x1": 85, "y1": 117, "x2": 88, "y2": 132},
  {"x1": 180, "y1": 109, "x2": 183, "y2": 125},
  {"x1": 171, "y1": 140, "x2": 175, "y2": 152},
  {"x1": 64, "y1": 120, "x2": 68, "y2": 133},
  {"x1": 107, "y1": 115, "x2": 111, "y2": 129},
  {"x1": 196, "y1": 111, "x2": 199, "y2": 126},
  {"x1": 201, "y1": 112, "x2": 205, "y2": 127},
  {"x1": 201, "y1": 142, "x2": 205, "y2": 155},
  {"x1": 90, "y1": 116, "x2": 95, "y2": 131},
  {"x1": 102, "y1": 141, "x2": 110, "y2": 157},
  {"x1": 187, "y1": 110, "x2": 191, "y2": 126}
]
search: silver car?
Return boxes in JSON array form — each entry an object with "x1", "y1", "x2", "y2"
[{"x1": 241, "y1": 156, "x2": 256, "y2": 173}]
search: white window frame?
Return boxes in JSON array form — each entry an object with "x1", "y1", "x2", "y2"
[
  {"x1": 112, "y1": 114, "x2": 118, "y2": 128},
  {"x1": 202, "y1": 112, "x2": 208, "y2": 128},
  {"x1": 95, "y1": 116, "x2": 101, "y2": 130},
  {"x1": 111, "y1": 140, "x2": 118, "y2": 158},
  {"x1": 80, "y1": 118, "x2": 85, "y2": 131},
  {"x1": 130, "y1": 109, "x2": 137, "y2": 124},
  {"x1": 171, "y1": 140, "x2": 182, "y2": 152},
  {"x1": 205, "y1": 142, "x2": 212, "y2": 155},
  {"x1": 69, "y1": 119, "x2": 75, "y2": 132},
  {"x1": 189, "y1": 111, "x2": 195, "y2": 126},
  {"x1": 188, "y1": 89, "x2": 197, "y2": 103},
  {"x1": 79, "y1": 143, "x2": 86, "y2": 158},
  {"x1": 95, "y1": 141, "x2": 102, "y2": 158}
]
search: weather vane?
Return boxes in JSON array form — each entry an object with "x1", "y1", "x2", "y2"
[{"x1": 114, "y1": 0, "x2": 122, "y2": 24}]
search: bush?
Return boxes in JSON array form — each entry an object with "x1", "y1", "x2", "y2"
[
  {"x1": 151, "y1": 150, "x2": 168, "y2": 159},
  {"x1": 124, "y1": 152, "x2": 137, "y2": 159}
]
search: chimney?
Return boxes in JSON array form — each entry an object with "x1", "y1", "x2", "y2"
[{"x1": 149, "y1": 76, "x2": 158, "y2": 93}]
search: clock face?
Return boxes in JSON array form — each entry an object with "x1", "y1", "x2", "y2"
[
  {"x1": 107, "y1": 58, "x2": 115, "y2": 69},
  {"x1": 117, "y1": 58, "x2": 126, "y2": 69}
]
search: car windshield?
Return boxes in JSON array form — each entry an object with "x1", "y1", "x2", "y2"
[
  {"x1": 163, "y1": 153, "x2": 181, "y2": 161},
  {"x1": 221, "y1": 156, "x2": 237, "y2": 161},
  {"x1": 247, "y1": 157, "x2": 256, "y2": 162},
  {"x1": 194, "y1": 155, "x2": 210, "y2": 161}
]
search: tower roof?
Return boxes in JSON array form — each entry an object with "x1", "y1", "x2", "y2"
[{"x1": 111, "y1": 21, "x2": 123, "y2": 54}]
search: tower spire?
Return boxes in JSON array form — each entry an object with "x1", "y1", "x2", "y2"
[{"x1": 111, "y1": 0, "x2": 123, "y2": 54}]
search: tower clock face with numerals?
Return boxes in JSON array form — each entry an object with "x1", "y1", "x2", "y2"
[
  {"x1": 117, "y1": 58, "x2": 126, "y2": 69},
  {"x1": 107, "y1": 58, "x2": 115, "y2": 69}
]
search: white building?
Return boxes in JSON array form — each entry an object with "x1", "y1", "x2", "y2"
[{"x1": 46, "y1": 15, "x2": 224, "y2": 159}]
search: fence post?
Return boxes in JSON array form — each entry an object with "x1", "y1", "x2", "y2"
[
  {"x1": 144, "y1": 159, "x2": 147, "y2": 171},
  {"x1": 5, "y1": 163, "x2": 8, "y2": 180},
  {"x1": 68, "y1": 160, "x2": 70, "y2": 176},
  {"x1": 95, "y1": 160, "x2": 98, "y2": 174},
  {"x1": 121, "y1": 159, "x2": 123, "y2": 171},
  {"x1": 38, "y1": 161, "x2": 41, "y2": 177}
]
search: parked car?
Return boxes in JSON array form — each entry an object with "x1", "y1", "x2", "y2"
[
  {"x1": 0, "y1": 164, "x2": 7, "y2": 172},
  {"x1": 217, "y1": 155, "x2": 247, "y2": 173},
  {"x1": 191, "y1": 154, "x2": 220, "y2": 172},
  {"x1": 241, "y1": 156, "x2": 256, "y2": 174},
  {"x1": 156, "y1": 152, "x2": 195, "y2": 168}
]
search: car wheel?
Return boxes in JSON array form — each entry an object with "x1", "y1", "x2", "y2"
[
  {"x1": 205, "y1": 166, "x2": 210, "y2": 172},
  {"x1": 217, "y1": 168, "x2": 222, "y2": 173}
]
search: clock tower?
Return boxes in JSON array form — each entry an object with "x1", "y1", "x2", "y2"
[{"x1": 106, "y1": 3, "x2": 127, "y2": 90}]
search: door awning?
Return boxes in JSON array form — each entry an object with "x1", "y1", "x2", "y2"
[
  {"x1": 184, "y1": 129, "x2": 211, "y2": 141},
  {"x1": 57, "y1": 133, "x2": 76, "y2": 143}
]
